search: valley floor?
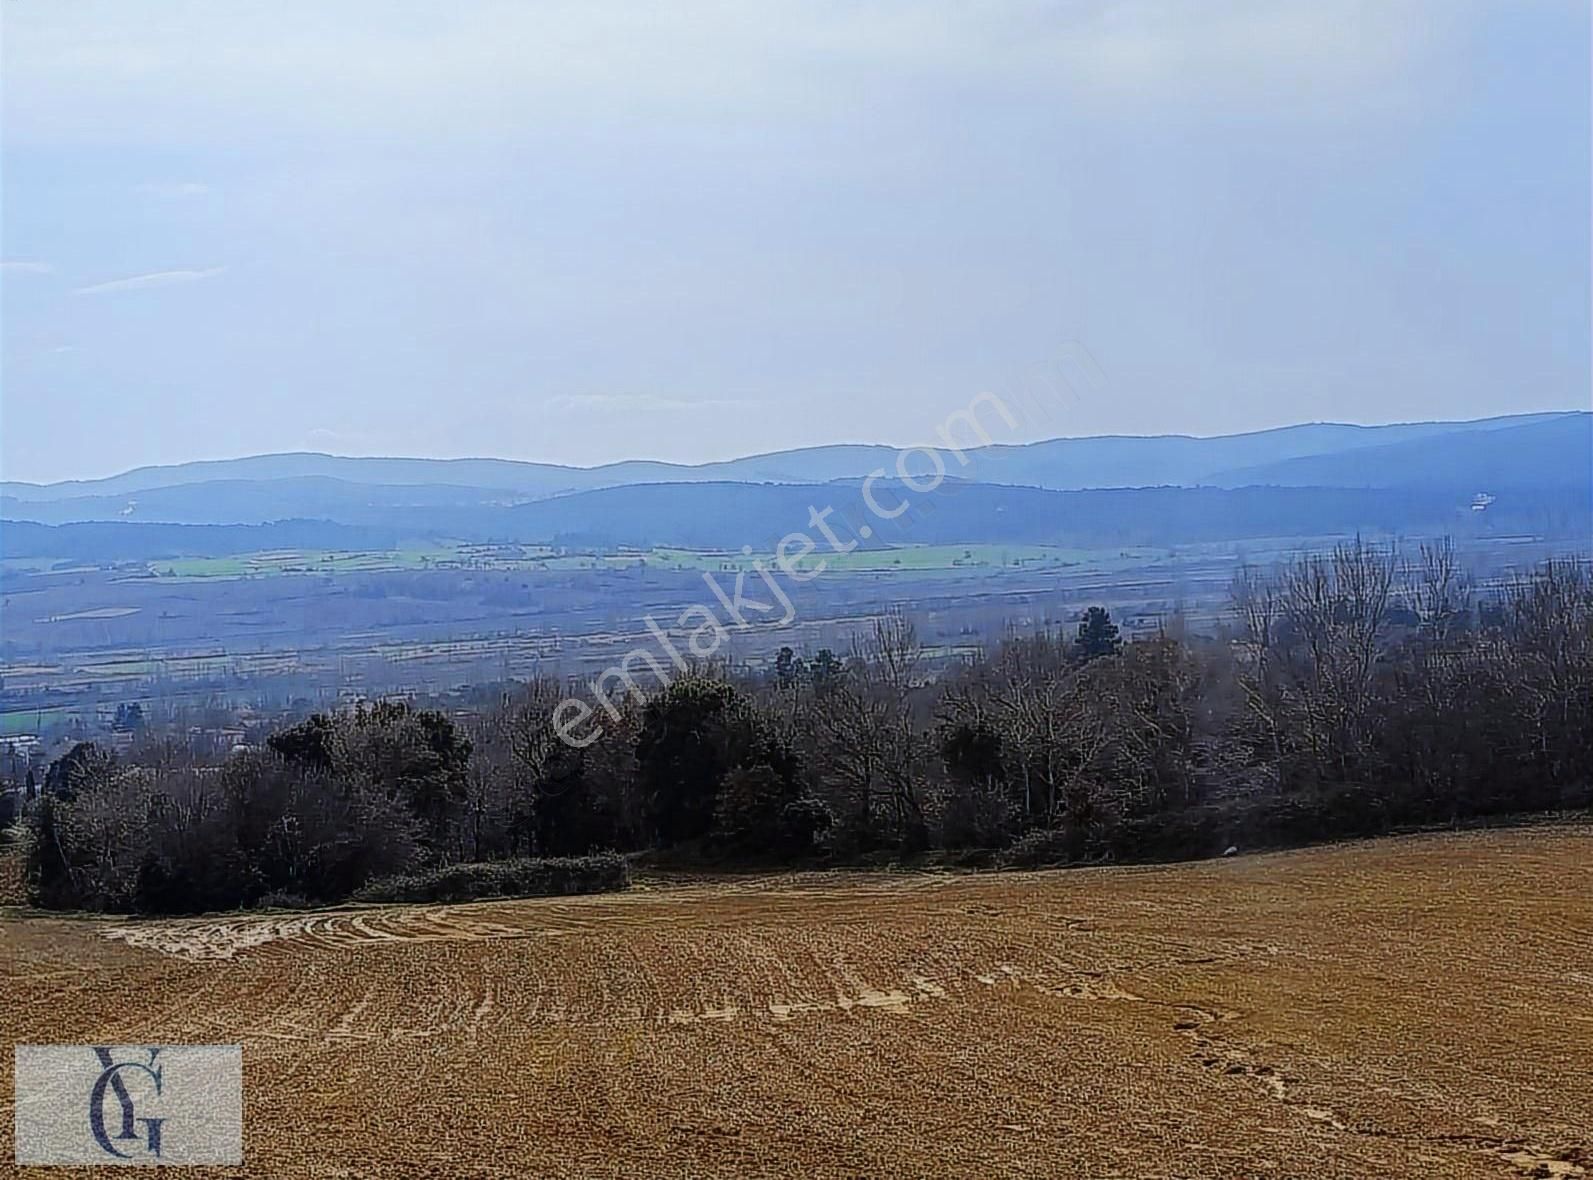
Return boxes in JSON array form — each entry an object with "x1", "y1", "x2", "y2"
[{"x1": 3, "y1": 827, "x2": 1591, "y2": 1177}]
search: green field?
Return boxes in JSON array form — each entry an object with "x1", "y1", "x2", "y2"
[
  {"x1": 0, "y1": 707, "x2": 67, "y2": 736},
  {"x1": 140, "y1": 541, "x2": 1160, "y2": 579},
  {"x1": 155, "y1": 545, "x2": 458, "y2": 578}
]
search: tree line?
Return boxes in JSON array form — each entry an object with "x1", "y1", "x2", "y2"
[{"x1": 19, "y1": 541, "x2": 1593, "y2": 913}]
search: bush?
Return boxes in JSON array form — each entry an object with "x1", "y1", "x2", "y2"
[
  {"x1": 712, "y1": 763, "x2": 831, "y2": 858},
  {"x1": 637, "y1": 678, "x2": 798, "y2": 846},
  {"x1": 998, "y1": 795, "x2": 1388, "y2": 868},
  {"x1": 937, "y1": 780, "x2": 1016, "y2": 850},
  {"x1": 779, "y1": 796, "x2": 834, "y2": 854},
  {"x1": 351, "y1": 853, "x2": 631, "y2": 904},
  {"x1": 254, "y1": 890, "x2": 312, "y2": 910},
  {"x1": 1094, "y1": 807, "x2": 1230, "y2": 863},
  {"x1": 999, "y1": 825, "x2": 1089, "y2": 868},
  {"x1": 25, "y1": 751, "x2": 423, "y2": 914}
]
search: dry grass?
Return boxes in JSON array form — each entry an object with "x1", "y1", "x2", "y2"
[{"x1": 3, "y1": 827, "x2": 1590, "y2": 1177}]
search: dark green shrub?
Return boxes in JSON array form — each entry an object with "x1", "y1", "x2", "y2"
[
  {"x1": 999, "y1": 826, "x2": 1087, "y2": 868},
  {"x1": 351, "y1": 853, "x2": 630, "y2": 904}
]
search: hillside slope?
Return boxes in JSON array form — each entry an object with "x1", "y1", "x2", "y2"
[
  {"x1": 1210, "y1": 414, "x2": 1591, "y2": 489},
  {"x1": 4, "y1": 828, "x2": 1589, "y2": 1178}
]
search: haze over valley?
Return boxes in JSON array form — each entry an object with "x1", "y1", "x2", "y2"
[{"x1": 3, "y1": 410, "x2": 1588, "y2": 734}]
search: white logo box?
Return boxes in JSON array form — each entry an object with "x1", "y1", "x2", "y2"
[{"x1": 14, "y1": 1045, "x2": 243, "y2": 1166}]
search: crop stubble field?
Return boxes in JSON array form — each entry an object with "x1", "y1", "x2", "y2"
[{"x1": 2, "y1": 828, "x2": 1590, "y2": 1178}]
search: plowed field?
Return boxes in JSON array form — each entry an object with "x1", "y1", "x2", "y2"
[{"x1": 3, "y1": 828, "x2": 1590, "y2": 1177}]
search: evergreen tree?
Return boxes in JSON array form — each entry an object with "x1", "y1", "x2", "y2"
[{"x1": 1074, "y1": 606, "x2": 1121, "y2": 662}]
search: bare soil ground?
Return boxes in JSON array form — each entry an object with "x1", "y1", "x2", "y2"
[{"x1": 3, "y1": 827, "x2": 1590, "y2": 1178}]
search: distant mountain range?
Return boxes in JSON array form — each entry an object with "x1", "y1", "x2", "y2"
[{"x1": 2, "y1": 412, "x2": 1587, "y2": 556}]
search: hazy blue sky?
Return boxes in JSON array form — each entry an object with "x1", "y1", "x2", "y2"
[{"x1": 2, "y1": 0, "x2": 1588, "y2": 482}]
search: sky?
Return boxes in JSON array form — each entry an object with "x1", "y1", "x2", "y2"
[{"x1": 2, "y1": 0, "x2": 1589, "y2": 484}]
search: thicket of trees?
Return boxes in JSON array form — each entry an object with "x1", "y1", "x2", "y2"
[{"x1": 20, "y1": 543, "x2": 1593, "y2": 913}]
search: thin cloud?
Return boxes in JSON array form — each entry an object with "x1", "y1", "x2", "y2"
[
  {"x1": 305, "y1": 427, "x2": 350, "y2": 448},
  {"x1": 1, "y1": 260, "x2": 54, "y2": 274},
  {"x1": 547, "y1": 393, "x2": 754, "y2": 413},
  {"x1": 72, "y1": 267, "x2": 225, "y2": 296},
  {"x1": 2, "y1": 0, "x2": 1454, "y2": 149},
  {"x1": 134, "y1": 181, "x2": 213, "y2": 197}
]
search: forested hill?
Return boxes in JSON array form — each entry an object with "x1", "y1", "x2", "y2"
[{"x1": 5, "y1": 482, "x2": 1588, "y2": 560}]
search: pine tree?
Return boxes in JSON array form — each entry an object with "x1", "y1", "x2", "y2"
[{"x1": 1074, "y1": 606, "x2": 1121, "y2": 662}]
